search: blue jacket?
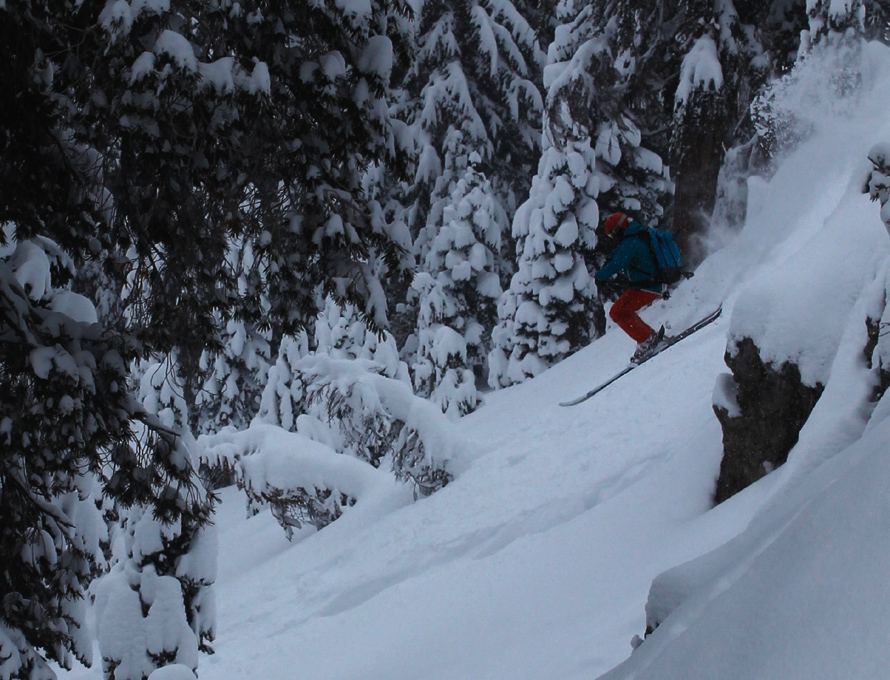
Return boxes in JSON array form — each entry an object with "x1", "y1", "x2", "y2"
[{"x1": 594, "y1": 221, "x2": 663, "y2": 292}]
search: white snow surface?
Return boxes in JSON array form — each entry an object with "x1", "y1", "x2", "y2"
[{"x1": 61, "y1": 42, "x2": 890, "y2": 680}]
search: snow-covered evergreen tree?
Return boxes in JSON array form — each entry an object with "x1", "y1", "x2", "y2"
[
  {"x1": 392, "y1": 0, "x2": 546, "y2": 380},
  {"x1": 258, "y1": 297, "x2": 406, "y2": 434},
  {"x1": 411, "y1": 149, "x2": 505, "y2": 413},
  {"x1": 95, "y1": 496, "x2": 216, "y2": 680},
  {"x1": 314, "y1": 297, "x2": 407, "y2": 376},
  {"x1": 136, "y1": 355, "x2": 191, "y2": 432},
  {"x1": 193, "y1": 240, "x2": 273, "y2": 435},
  {"x1": 363, "y1": 159, "x2": 418, "y2": 350},
  {"x1": 286, "y1": 356, "x2": 456, "y2": 495},
  {"x1": 195, "y1": 317, "x2": 271, "y2": 435},
  {"x1": 665, "y1": 0, "x2": 777, "y2": 257},
  {"x1": 90, "y1": 360, "x2": 218, "y2": 680},
  {"x1": 0, "y1": 235, "x2": 212, "y2": 680},
  {"x1": 81, "y1": 0, "x2": 416, "y2": 354},
  {"x1": 670, "y1": 0, "x2": 879, "y2": 255},
  {"x1": 259, "y1": 297, "x2": 407, "y2": 443},
  {"x1": 412, "y1": 316, "x2": 479, "y2": 416},
  {"x1": 254, "y1": 296, "x2": 457, "y2": 494},
  {"x1": 0, "y1": 0, "x2": 413, "y2": 674},
  {"x1": 257, "y1": 333, "x2": 313, "y2": 435},
  {"x1": 489, "y1": 0, "x2": 671, "y2": 387},
  {"x1": 803, "y1": 0, "x2": 865, "y2": 46},
  {"x1": 863, "y1": 0, "x2": 890, "y2": 42},
  {"x1": 545, "y1": 1, "x2": 673, "y2": 220},
  {"x1": 543, "y1": 1, "x2": 805, "y2": 258},
  {"x1": 799, "y1": 0, "x2": 866, "y2": 91},
  {"x1": 744, "y1": 0, "x2": 867, "y2": 181},
  {"x1": 489, "y1": 136, "x2": 602, "y2": 387},
  {"x1": 514, "y1": 0, "x2": 559, "y2": 48},
  {"x1": 711, "y1": 2, "x2": 814, "y2": 233},
  {"x1": 400, "y1": 0, "x2": 545, "y2": 241},
  {"x1": 259, "y1": 298, "x2": 408, "y2": 461}
]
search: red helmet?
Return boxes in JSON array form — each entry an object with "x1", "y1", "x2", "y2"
[{"x1": 604, "y1": 212, "x2": 630, "y2": 234}]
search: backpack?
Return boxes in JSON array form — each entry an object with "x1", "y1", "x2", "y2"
[{"x1": 631, "y1": 227, "x2": 684, "y2": 285}]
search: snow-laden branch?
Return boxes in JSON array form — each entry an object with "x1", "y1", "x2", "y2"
[
  {"x1": 295, "y1": 355, "x2": 470, "y2": 493},
  {"x1": 201, "y1": 423, "x2": 390, "y2": 539},
  {"x1": 202, "y1": 354, "x2": 473, "y2": 538},
  {"x1": 202, "y1": 423, "x2": 386, "y2": 501},
  {"x1": 675, "y1": 35, "x2": 724, "y2": 107}
]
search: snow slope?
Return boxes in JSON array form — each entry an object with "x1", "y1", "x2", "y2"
[
  {"x1": 63, "y1": 41, "x2": 890, "y2": 680},
  {"x1": 196, "y1": 313, "x2": 754, "y2": 680}
]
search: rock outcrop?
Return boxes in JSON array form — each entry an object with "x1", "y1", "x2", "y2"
[{"x1": 712, "y1": 337, "x2": 824, "y2": 504}]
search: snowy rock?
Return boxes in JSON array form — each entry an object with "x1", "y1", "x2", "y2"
[
  {"x1": 867, "y1": 141, "x2": 890, "y2": 233},
  {"x1": 711, "y1": 373, "x2": 740, "y2": 419},
  {"x1": 713, "y1": 337, "x2": 824, "y2": 504},
  {"x1": 864, "y1": 266, "x2": 890, "y2": 405}
]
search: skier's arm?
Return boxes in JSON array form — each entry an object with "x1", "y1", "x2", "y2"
[{"x1": 595, "y1": 241, "x2": 635, "y2": 281}]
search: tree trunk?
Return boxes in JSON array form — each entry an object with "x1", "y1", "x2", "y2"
[{"x1": 670, "y1": 90, "x2": 729, "y2": 263}]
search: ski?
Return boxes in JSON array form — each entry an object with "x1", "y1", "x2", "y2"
[{"x1": 559, "y1": 305, "x2": 723, "y2": 407}]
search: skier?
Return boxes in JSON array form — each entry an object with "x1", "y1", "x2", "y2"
[{"x1": 594, "y1": 212, "x2": 667, "y2": 363}]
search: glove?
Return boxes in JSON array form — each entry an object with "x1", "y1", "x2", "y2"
[{"x1": 596, "y1": 278, "x2": 625, "y2": 301}]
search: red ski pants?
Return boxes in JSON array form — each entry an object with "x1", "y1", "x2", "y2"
[{"x1": 609, "y1": 289, "x2": 661, "y2": 343}]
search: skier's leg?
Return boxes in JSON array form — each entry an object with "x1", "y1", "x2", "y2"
[{"x1": 609, "y1": 289, "x2": 661, "y2": 342}]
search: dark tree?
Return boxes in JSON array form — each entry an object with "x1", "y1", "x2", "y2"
[{"x1": 0, "y1": 0, "x2": 412, "y2": 676}]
